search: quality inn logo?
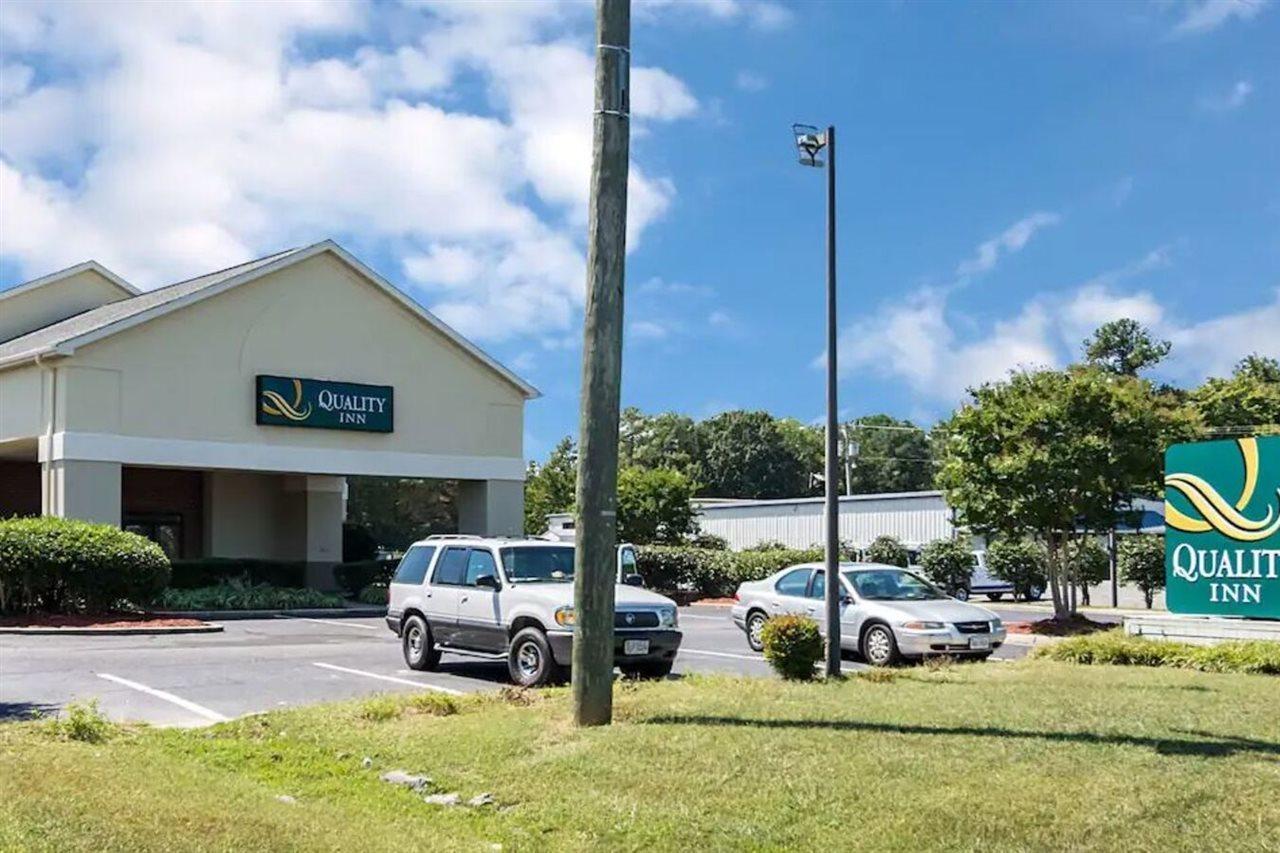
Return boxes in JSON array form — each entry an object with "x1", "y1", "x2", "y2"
[
  {"x1": 260, "y1": 377, "x2": 314, "y2": 422},
  {"x1": 1165, "y1": 437, "x2": 1280, "y2": 542}
]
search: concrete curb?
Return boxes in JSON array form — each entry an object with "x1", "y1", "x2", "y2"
[
  {"x1": 0, "y1": 623, "x2": 224, "y2": 636},
  {"x1": 149, "y1": 606, "x2": 386, "y2": 621}
]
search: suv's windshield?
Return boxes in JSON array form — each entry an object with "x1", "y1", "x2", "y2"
[
  {"x1": 500, "y1": 546, "x2": 575, "y2": 583},
  {"x1": 844, "y1": 568, "x2": 944, "y2": 601}
]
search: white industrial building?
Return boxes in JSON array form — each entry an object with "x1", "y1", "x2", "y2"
[{"x1": 546, "y1": 490, "x2": 956, "y2": 552}]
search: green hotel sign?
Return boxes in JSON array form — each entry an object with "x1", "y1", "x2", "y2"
[
  {"x1": 1165, "y1": 436, "x2": 1280, "y2": 619},
  {"x1": 256, "y1": 375, "x2": 393, "y2": 433}
]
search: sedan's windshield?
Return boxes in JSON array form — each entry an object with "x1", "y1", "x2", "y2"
[
  {"x1": 500, "y1": 546, "x2": 575, "y2": 583},
  {"x1": 844, "y1": 569, "x2": 944, "y2": 601}
]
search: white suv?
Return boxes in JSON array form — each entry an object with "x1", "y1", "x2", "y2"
[{"x1": 385, "y1": 536, "x2": 682, "y2": 686}]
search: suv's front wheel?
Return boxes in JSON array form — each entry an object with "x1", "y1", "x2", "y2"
[
  {"x1": 507, "y1": 627, "x2": 566, "y2": 687},
  {"x1": 402, "y1": 615, "x2": 441, "y2": 671}
]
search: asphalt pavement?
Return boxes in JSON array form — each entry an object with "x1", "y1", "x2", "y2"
[{"x1": 1, "y1": 605, "x2": 1045, "y2": 727}]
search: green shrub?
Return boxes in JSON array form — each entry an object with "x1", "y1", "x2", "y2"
[
  {"x1": 687, "y1": 533, "x2": 729, "y2": 550},
  {"x1": 156, "y1": 578, "x2": 344, "y2": 611},
  {"x1": 47, "y1": 700, "x2": 115, "y2": 743},
  {"x1": 0, "y1": 516, "x2": 170, "y2": 613},
  {"x1": 918, "y1": 538, "x2": 974, "y2": 596},
  {"x1": 334, "y1": 559, "x2": 398, "y2": 597},
  {"x1": 357, "y1": 583, "x2": 388, "y2": 606},
  {"x1": 760, "y1": 615, "x2": 823, "y2": 681},
  {"x1": 744, "y1": 540, "x2": 789, "y2": 552},
  {"x1": 864, "y1": 535, "x2": 909, "y2": 567},
  {"x1": 634, "y1": 546, "x2": 822, "y2": 598},
  {"x1": 1072, "y1": 539, "x2": 1110, "y2": 605},
  {"x1": 169, "y1": 558, "x2": 306, "y2": 590},
  {"x1": 985, "y1": 539, "x2": 1048, "y2": 601},
  {"x1": 1035, "y1": 630, "x2": 1280, "y2": 675},
  {"x1": 1119, "y1": 535, "x2": 1164, "y2": 609}
]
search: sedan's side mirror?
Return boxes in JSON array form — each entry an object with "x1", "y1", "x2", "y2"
[
  {"x1": 475, "y1": 573, "x2": 501, "y2": 590},
  {"x1": 623, "y1": 573, "x2": 645, "y2": 587}
]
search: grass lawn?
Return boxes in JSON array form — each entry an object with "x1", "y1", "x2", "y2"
[{"x1": 2, "y1": 661, "x2": 1278, "y2": 852}]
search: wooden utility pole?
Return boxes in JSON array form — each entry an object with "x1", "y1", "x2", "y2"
[
  {"x1": 571, "y1": 0, "x2": 630, "y2": 727},
  {"x1": 822, "y1": 125, "x2": 841, "y2": 678}
]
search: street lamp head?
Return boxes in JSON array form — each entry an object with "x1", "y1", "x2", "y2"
[{"x1": 792, "y1": 123, "x2": 826, "y2": 167}]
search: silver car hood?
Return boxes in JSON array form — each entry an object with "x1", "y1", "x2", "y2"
[{"x1": 860, "y1": 598, "x2": 997, "y2": 623}]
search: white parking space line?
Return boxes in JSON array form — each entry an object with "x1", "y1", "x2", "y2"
[
  {"x1": 96, "y1": 673, "x2": 230, "y2": 723},
  {"x1": 680, "y1": 648, "x2": 767, "y2": 662},
  {"x1": 677, "y1": 614, "x2": 730, "y2": 621},
  {"x1": 312, "y1": 662, "x2": 464, "y2": 695},
  {"x1": 278, "y1": 616, "x2": 380, "y2": 631}
]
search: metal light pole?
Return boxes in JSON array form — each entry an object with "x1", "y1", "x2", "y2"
[{"x1": 793, "y1": 124, "x2": 841, "y2": 678}]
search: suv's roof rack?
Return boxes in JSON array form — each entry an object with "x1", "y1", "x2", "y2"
[{"x1": 423, "y1": 533, "x2": 483, "y2": 541}]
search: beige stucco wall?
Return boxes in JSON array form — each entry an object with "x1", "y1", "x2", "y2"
[
  {"x1": 0, "y1": 269, "x2": 131, "y2": 344},
  {"x1": 53, "y1": 252, "x2": 525, "y2": 473},
  {"x1": 0, "y1": 365, "x2": 43, "y2": 442}
]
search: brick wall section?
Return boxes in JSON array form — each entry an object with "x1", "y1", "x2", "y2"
[{"x1": 0, "y1": 461, "x2": 40, "y2": 518}]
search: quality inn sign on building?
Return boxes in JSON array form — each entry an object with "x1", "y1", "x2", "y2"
[{"x1": 1165, "y1": 435, "x2": 1280, "y2": 619}]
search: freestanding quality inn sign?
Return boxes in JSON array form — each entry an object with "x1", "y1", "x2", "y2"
[
  {"x1": 1165, "y1": 435, "x2": 1280, "y2": 619},
  {"x1": 256, "y1": 375, "x2": 393, "y2": 433}
]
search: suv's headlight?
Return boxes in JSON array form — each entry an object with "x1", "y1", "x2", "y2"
[
  {"x1": 658, "y1": 606, "x2": 678, "y2": 628},
  {"x1": 554, "y1": 606, "x2": 576, "y2": 627},
  {"x1": 901, "y1": 620, "x2": 945, "y2": 630}
]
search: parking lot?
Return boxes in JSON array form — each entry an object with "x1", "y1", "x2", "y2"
[{"x1": 0, "y1": 604, "x2": 1064, "y2": 727}]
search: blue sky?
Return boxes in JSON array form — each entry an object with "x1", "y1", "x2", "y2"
[{"x1": 1, "y1": 0, "x2": 1277, "y2": 461}]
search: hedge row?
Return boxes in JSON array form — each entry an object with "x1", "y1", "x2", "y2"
[
  {"x1": 335, "y1": 559, "x2": 398, "y2": 597},
  {"x1": 156, "y1": 579, "x2": 345, "y2": 611},
  {"x1": 169, "y1": 558, "x2": 307, "y2": 590},
  {"x1": 1035, "y1": 630, "x2": 1280, "y2": 675},
  {"x1": 0, "y1": 517, "x2": 170, "y2": 613},
  {"x1": 635, "y1": 546, "x2": 822, "y2": 598}
]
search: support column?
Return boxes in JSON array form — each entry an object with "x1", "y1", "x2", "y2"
[
  {"x1": 41, "y1": 459, "x2": 121, "y2": 525},
  {"x1": 457, "y1": 479, "x2": 523, "y2": 537},
  {"x1": 282, "y1": 475, "x2": 346, "y2": 589}
]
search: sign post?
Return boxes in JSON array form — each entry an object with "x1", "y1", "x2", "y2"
[{"x1": 1164, "y1": 436, "x2": 1280, "y2": 619}]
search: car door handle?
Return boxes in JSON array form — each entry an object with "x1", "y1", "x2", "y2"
[{"x1": 460, "y1": 595, "x2": 469, "y2": 603}]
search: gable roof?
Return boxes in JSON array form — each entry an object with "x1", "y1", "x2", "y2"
[
  {"x1": 0, "y1": 240, "x2": 540, "y2": 399},
  {"x1": 0, "y1": 260, "x2": 139, "y2": 303}
]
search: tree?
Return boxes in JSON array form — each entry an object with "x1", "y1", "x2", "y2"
[
  {"x1": 345, "y1": 477, "x2": 457, "y2": 551},
  {"x1": 1192, "y1": 354, "x2": 1280, "y2": 434},
  {"x1": 843, "y1": 415, "x2": 936, "y2": 494},
  {"x1": 695, "y1": 410, "x2": 821, "y2": 499},
  {"x1": 1119, "y1": 535, "x2": 1165, "y2": 609},
  {"x1": 1083, "y1": 319, "x2": 1171, "y2": 376},
  {"x1": 523, "y1": 437, "x2": 577, "y2": 535},
  {"x1": 985, "y1": 539, "x2": 1047, "y2": 602},
  {"x1": 918, "y1": 538, "x2": 974, "y2": 596},
  {"x1": 865, "y1": 535, "x2": 909, "y2": 567},
  {"x1": 937, "y1": 365, "x2": 1195, "y2": 620},
  {"x1": 619, "y1": 408, "x2": 701, "y2": 475},
  {"x1": 616, "y1": 467, "x2": 699, "y2": 545},
  {"x1": 1072, "y1": 538, "x2": 1110, "y2": 607}
]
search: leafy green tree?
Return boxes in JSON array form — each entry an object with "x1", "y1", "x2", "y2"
[
  {"x1": 619, "y1": 408, "x2": 701, "y2": 475},
  {"x1": 844, "y1": 415, "x2": 936, "y2": 493},
  {"x1": 345, "y1": 477, "x2": 457, "y2": 552},
  {"x1": 937, "y1": 365, "x2": 1195, "y2": 620},
  {"x1": 984, "y1": 539, "x2": 1047, "y2": 602},
  {"x1": 695, "y1": 410, "x2": 821, "y2": 499},
  {"x1": 918, "y1": 538, "x2": 974, "y2": 596},
  {"x1": 1083, "y1": 319, "x2": 1171, "y2": 376},
  {"x1": 1192, "y1": 354, "x2": 1280, "y2": 434},
  {"x1": 1119, "y1": 535, "x2": 1165, "y2": 609},
  {"x1": 1072, "y1": 538, "x2": 1111, "y2": 607},
  {"x1": 523, "y1": 437, "x2": 577, "y2": 535},
  {"x1": 616, "y1": 467, "x2": 699, "y2": 545},
  {"x1": 865, "y1": 535, "x2": 909, "y2": 567}
]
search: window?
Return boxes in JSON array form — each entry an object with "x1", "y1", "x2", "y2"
[
  {"x1": 433, "y1": 547, "x2": 469, "y2": 586},
  {"x1": 808, "y1": 570, "x2": 825, "y2": 600},
  {"x1": 499, "y1": 546, "x2": 575, "y2": 583},
  {"x1": 775, "y1": 568, "x2": 811, "y2": 597},
  {"x1": 845, "y1": 569, "x2": 943, "y2": 601},
  {"x1": 465, "y1": 549, "x2": 499, "y2": 586},
  {"x1": 620, "y1": 546, "x2": 638, "y2": 575},
  {"x1": 123, "y1": 514, "x2": 183, "y2": 560},
  {"x1": 391, "y1": 546, "x2": 436, "y2": 585}
]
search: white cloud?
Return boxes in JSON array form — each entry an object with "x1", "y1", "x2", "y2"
[
  {"x1": 638, "y1": 0, "x2": 794, "y2": 31},
  {"x1": 734, "y1": 70, "x2": 768, "y2": 92},
  {"x1": 1170, "y1": 0, "x2": 1269, "y2": 37},
  {"x1": 835, "y1": 249, "x2": 1280, "y2": 402},
  {"x1": 0, "y1": 0, "x2": 742, "y2": 343},
  {"x1": 1199, "y1": 79, "x2": 1254, "y2": 111},
  {"x1": 955, "y1": 211, "x2": 1061, "y2": 278},
  {"x1": 630, "y1": 319, "x2": 671, "y2": 340}
]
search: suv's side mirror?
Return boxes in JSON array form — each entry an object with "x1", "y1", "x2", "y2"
[
  {"x1": 475, "y1": 573, "x2": 501, "y2": 590},
  {"x1": 623, "y1": 573, "x2": 645, "y2": 587}
]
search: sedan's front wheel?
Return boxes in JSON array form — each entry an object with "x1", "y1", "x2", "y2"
[
  {"x1": 745, "y1": 611, "x2": 767, "y2": 652},
  {"x1": 861, "y1": 624, "x2": 901, "y2": 667}
]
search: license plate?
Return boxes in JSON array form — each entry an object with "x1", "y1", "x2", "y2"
[
  {"x1": 623, "y1": 639, "x2": 650, "y2": 656},
  {"x1": 969, "y1": 636, "x2": 991, "y2": 650}
]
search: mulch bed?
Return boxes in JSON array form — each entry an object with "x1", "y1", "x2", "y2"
[
  {"x1": 1006, "y1": 615, "x2": 1112, "y2": 637},
  {"x1": 690, "y1": 597, "x2": 736, "y2": 607},
  {"x1": 0, "y1": 612, "x2": 208, "y2": 629}
]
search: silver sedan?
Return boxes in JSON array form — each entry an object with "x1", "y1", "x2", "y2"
[{"x1": 730, "y1": 562, "x2": 1007, "y2": 666}]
